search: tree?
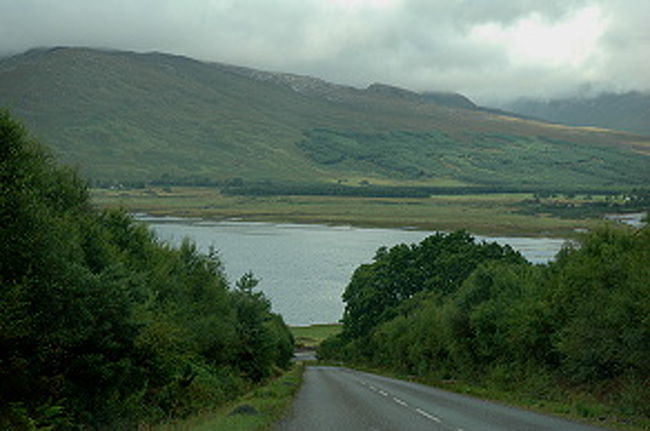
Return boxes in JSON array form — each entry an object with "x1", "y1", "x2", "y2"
[
  {"x1": 0, "y1": 111, "x2": 295, "y2": 428},
  {"x1": 548, "y1": 227, "x2": 650, "y2": 383},
  {"x1": 341, "y1": 231, "x2": 526, "y2": 342},
  {"x1": 0, "y1": 110, "x2": 144, "y2": 427}
]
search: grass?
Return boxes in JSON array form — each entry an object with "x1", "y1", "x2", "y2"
[
  {"x1": 91, "y1": 186, "x2": 610, "y2": 237},
  {"x1": 150, "y1": 326, "x2": 340, "y2": 430},
  {"x1": 432, "y1": 380, "x2": 648, "y2": 431},
  {"x1": 290, "y1": 324, "x2": 342, "y2": 349},
  {"x1": 147, "y1": 364, "x2": 304, "y2": 431}
]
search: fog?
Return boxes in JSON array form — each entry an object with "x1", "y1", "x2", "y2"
[{"x1": 2, "y1": 0, "x2": 648, "y2": 104}]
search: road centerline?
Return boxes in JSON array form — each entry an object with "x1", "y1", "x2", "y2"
[{"x1": 416, "y1": 407, "x2": 442, "y2": 423}]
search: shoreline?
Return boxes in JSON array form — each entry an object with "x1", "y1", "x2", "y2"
[
  {"x1": 133, "y1": 211, "x2": 575, "y2": 240},
  {"x1": 130, "y1": 208, "x2": 592, "y2": 239},
  {"x1": 91, "y1": 186, "x2": 633, "y2": 239}
]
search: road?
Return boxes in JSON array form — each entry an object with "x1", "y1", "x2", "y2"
[
  {"x1": 275, "y1": 366, "x2": 615, "y2": 431},
  {"x1": 292, "y1": 349, "x2": 317, "y2": 362}
]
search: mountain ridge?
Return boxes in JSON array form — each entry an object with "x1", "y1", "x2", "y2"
[
  {"x1": 209, "y1": 57, "x2": 479, "y2": 110},
  {"x1": 1, "y1": 47, "x2": 648, "y2": 189}
]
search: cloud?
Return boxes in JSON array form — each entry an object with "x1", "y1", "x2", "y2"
[{"x1": 0, "y1": 0, "x2": 648, "y2": 104}]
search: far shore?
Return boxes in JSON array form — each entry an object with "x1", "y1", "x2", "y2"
[{"x1": 91, "y1": 186, "x2": 639, "y2": 239}]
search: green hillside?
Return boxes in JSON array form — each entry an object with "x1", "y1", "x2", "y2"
[{"x1": 1, "y1": 47, "x2": 648, "y2": 189}]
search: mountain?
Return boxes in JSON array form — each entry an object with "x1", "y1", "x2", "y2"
[
  {"x1": 1, "y1": 47, "x2": 648, "y2": 190},
  {"x1": 214, "y1": 63, "x2": 478, "y2": 110},
  {"x1": 505, "y1": 91, "x2": 650, "y2": 136}
]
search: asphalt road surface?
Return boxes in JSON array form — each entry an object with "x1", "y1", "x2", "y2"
[{"x1": 275, "y1": 366, "x2": 615, "y2": 431}]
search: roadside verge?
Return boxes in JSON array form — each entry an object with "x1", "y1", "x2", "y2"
[{"x1": 148, "y1": 364, "x2": 305, "y2": 431}]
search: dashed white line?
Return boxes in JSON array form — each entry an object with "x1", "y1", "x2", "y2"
[
  {"x1": 415, "y1": 408, "x2": 441, "y2": 423},
  {"x1": 360, "y1": 381, "x2": 452, "y2": 428},
  {"x1": 356, "y1": 378, "x2": 465, "y2": 430}
]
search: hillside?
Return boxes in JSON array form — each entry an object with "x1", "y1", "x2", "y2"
[
  {"x1": 506, "y1": 91, "x2": 650, "y2": 136},
  {"x1": 1, "y1": 47, "x2": 649, "y2": 189}
]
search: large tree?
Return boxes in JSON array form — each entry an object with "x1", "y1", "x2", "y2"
[{"x1": 341, "y1": 231, "x2": 526, "y2": 340}]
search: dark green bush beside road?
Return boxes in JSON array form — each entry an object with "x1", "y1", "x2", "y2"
[
  {"x1": 0, "y1": 111, "x2": 294, "y2": 429},
  {"x1": 321, "y1": 227, "x2": 650, "y2": 423}
]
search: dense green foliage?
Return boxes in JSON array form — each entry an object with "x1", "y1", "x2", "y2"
[
  {"x1": 298, "y1": 129, "x2": 650, "y2": 187},
  {"x1": 1, "y1": 47, "x2": 649, "y2": 190},
  {"x1": 339, "y1": 231, "x2": 526, "y2": 342},
  {"x1": 0, "y1": 111, "x2": 294, "y2": 429},
  {"x1": 321, "y1": 227, "x2": 650, "y2": 419}
]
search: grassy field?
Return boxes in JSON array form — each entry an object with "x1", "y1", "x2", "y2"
[
  {"x1": 91, "y1": 186, "x2": 611, "y2": 237},
  {"x1": 147, "y1": 364, "x2": 304, "y2": 431},
  {"x1": 290, "y1": 324, "x2": 342, "y2": 349}
]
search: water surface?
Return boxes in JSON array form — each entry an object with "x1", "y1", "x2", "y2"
[{"x1": 137, "y1": 216, "x2": 566, "y2": 325}]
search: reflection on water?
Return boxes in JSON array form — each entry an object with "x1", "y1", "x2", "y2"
[
  {"x1": 604, "y1": 212, "x2": 647, "y2": 228},
  {"x1": 137, "y1": 216, "x2": 566, "y2": 326}
]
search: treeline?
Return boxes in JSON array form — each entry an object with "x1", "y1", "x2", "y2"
[
  {"x1": 220, "y1": 182, "x2": 637, "y2": 199},
  {"x1": 94, "y1": 174, "x2": 644, "y2": 201},
  {"x1": 0, "y1": 111, "x2": 294, "y2": 429},
  {"x1": 518, "y1": 194, "x2": 650, "y2": 220},
  {"x1": 320, "y1": 229, "x2": 649, "y2": 420},
  {"x1": 223, "y1": 183, "x2": 434, "y2": 198},
  {"x1": 92, "y1": 175, "x2": 240, "y2": 189}
]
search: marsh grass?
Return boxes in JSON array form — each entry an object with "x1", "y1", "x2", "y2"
[{"x1": 92, "y1": 187, "x2": 607, "y2": 237}]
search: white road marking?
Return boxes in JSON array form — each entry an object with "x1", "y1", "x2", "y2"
[
  {"x1": 415, "y1": 408, "x2": 441, "y2": 423},
  {"x1": 360, "y1": 382, "x2": 450, "y2": 428},
  {"x1": 350, "y1": 373, "x2": 466, "y2": 431}
]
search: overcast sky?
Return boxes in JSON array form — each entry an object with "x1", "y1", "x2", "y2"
[{"x1": 1, "y1": 0, "x2": 648, "y2": 104}]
